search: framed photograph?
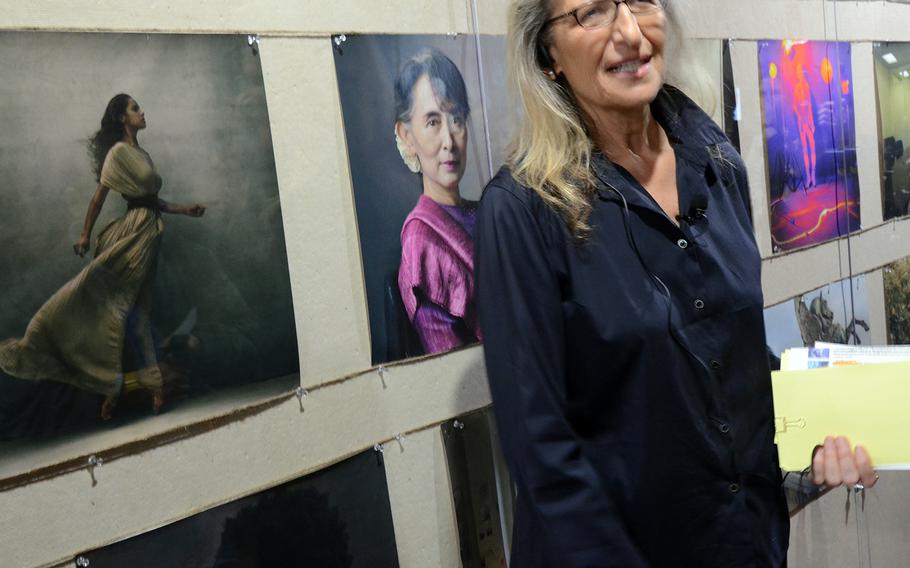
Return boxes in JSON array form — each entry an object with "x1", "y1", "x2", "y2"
[
  {"x1": 757, "y1": 40, "x2": 860, "y2": 252},
  {"x1": 75, "y1": 449, "x2": 399, "y2": 567},
  {"x1": 884, "y1": 257, "x2": 910, "y2": 344},
  {"x1": 0, "y1": 33, "x2": 298, "y2": 450},
  {"x1": 873, "y1": 42, "x2": 910, "y2": 220},
  {"x1": 764, "y1": 275, "x2": 870, "y2": 369},
  {"x1": 442, "y1": 408, "x2": 513, "y2": 568},
  {"x1": 334, "y1": 35, "x2": 504, "y2": 364}
]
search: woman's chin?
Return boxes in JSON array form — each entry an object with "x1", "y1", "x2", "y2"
[{"x1": 425, "y1": 178, "x2": 461, "y2": 195}]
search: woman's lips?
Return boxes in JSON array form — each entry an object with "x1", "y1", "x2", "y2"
[
  {"x1": 443, "y1": 160, "x2": 460, "y2": 170},
  {"x1": 607, "y1": 57, "x2": 652, "y2": 79}
]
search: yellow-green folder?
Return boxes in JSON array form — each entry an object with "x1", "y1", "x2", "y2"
[{"x1": 772, "y1": 360, "x2": 910, "y2": 471}]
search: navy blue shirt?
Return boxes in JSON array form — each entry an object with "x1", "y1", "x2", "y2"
[{"x1": 475, "y1": 86, "x2": 789, "y2": 567}]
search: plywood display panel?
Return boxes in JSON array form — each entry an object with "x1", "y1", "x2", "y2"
[
  {"x1": 260, "y1": 37, "x2": 373, "y2": 384},
  {"x1": 384, "y1": 427, "x2": 461, "y2": 568},
  {"x1": 0, "y1": 0, "x2": 474, "y2": 35},
  {"x1": 3, "y1": 1, "x2": 910, "y2": 567},
  {"x1": 0, "y1": 343, "x2": 489, "y2": 567}
]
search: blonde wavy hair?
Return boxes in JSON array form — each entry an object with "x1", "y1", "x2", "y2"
[{"x1": 507, "y1": 0, "x2": 698, "y2": 237}]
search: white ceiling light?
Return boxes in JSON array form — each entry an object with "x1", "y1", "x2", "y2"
[{"x1": 883, "y1": 52, "x2": 898, "y2": 64}]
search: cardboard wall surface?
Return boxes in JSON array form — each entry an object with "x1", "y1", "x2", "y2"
[{"x1": 1, "y1": 2, "x2": 908, "y2": 567}]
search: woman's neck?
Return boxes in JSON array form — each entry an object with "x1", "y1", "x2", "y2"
[
  {"x1": 587, "y1": 104, "x2": 667, "y2": 164},
  {"x1": 422, "y1": 179, "x2": 461, "y2": 207},
  {"x1": 122, "y1": 128, "x2": 140, "y2": 148}
]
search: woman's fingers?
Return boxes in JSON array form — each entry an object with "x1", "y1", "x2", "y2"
[
  {"x1": 811, "y1": 437, "x2": 879, "y2": 489},
  {"x1": 823, "y1": 436, "x2": 842, "y2": 486},
  {"x1": 812, "y1": 443, "x2": 826, "y2": 485},
  {"x1": 835, "y1": 436, "x2": 860, "y2": 485},
  {"x1": 855, "y1": 445, "x2": 878, "y2": 487}
]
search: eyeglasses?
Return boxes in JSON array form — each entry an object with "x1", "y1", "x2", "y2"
[{"x1": 544, "y1": 0, "x2": 664, "y2": 30}]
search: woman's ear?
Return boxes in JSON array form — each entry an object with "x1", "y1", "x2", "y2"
[
  {"x1": 395, "y1": 121, "x2": 414, "y2": 151},
  {"x1": 395, "y1": 120, "x2": 421, "y2": 174},
  {"x1": 548, "y1": 45, "x2": 563, "y2": 77},
  {"x1": 537, "y1": 41, "x2": 562, "y2": 79}
]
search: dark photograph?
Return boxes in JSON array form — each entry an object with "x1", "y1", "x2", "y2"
[
  {"x1": 77, "y1": 449, "x2": 399, "y2": 568},
  {"x1": 874, "y1": 42, "x2": 910, "y2": 220},
  {"x1": 442, "y1": 409, "x2": 513, "y2": 568}
]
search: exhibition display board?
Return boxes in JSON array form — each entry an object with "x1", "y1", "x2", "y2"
[{"x1": 1, "y1": 1, "x2": 909, "y2": 567}]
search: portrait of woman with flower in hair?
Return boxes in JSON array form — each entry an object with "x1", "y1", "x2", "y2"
[{"x1": 393, "y1": 49, "x2": 481, "y2": 356}]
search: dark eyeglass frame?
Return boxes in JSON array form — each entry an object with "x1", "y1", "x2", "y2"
[{"x1": 542, "y1": 0, "x2": 665, "y2": 31}]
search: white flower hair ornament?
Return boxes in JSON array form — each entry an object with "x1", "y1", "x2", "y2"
[{"x1": 395, "y1": 127, "x2": 421, "y2": 173}]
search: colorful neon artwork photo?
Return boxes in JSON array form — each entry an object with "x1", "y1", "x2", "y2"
[{"x1": 758, "y1": 40, "x2": 861, "y2": 252}]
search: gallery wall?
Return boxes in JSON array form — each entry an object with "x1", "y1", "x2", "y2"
[{"x1": 1, "y1": 1, "x2": 910, "y2": 567}]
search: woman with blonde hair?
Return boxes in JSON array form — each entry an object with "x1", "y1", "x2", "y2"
[{"x1": 475, "y1": 1, "x2": 877, "y2": 565}]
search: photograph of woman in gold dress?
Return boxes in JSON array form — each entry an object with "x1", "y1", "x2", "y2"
[
  {"x1": 0, "y1": 93, "x2": 205, "y2": 420},
  {"x1": 0, "y1": 33, "x2": 297, "y2": 453}
]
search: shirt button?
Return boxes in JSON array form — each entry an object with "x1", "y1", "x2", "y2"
[
  {"x1": 729, "y1": 483, "x2": 740, "y2": 493},
  {"x1": 694, "y1": 299, "x2": 705, "y2": 310},
  {"x1": 719, "y1": 423, "x2": 730, "y2": 434},
  {"x1": 709, "y1": 359, "x2": 722, "y2": 370},
  {"x1": 677, "y1": 238, "x2": 688, "y2": 249}
]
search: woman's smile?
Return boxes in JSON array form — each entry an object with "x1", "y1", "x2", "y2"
[{"x1": 605, "y1": 55, "x2": 652, "y2": 77}]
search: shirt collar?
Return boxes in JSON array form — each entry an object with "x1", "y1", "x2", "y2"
[{"x1": 593, "y1": 84, "x2": 725, "y2": 204}]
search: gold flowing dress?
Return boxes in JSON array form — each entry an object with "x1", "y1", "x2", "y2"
[{"x1": 0, "y1": 142, "x2": 165, "y2": 397}]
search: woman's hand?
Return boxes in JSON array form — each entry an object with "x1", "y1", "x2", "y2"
[
  {"x1": 811, "y1": 435, "x2": 879, "y2": 489},
  {"x1": 73, "y1": 235, "x2": 90, "y2": 257},
  {"x1": 183, "y1": 204, "x2": 206, "y2": 217}
]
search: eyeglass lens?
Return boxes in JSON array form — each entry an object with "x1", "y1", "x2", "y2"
[{"x1": 576, "y1": 0, "x2": 662, "y2": 28}]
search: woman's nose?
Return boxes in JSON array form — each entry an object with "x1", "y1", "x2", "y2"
[
  {"x1": 440, "y1": 120, "x2": 454, "y2": 149},
  {"x1": 611, "y1": 3, "x2": 643, "y2": 47}
]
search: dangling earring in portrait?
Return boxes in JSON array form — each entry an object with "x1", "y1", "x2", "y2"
[{"x1": 394, "y1": 126, "x2": 421, "y2": 173}]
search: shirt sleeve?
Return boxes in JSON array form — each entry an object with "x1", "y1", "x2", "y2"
[
  {"x1": 782, "y1": 470, "x2": 826, "y2": 516},
  {"x1": 412, "y1": 298, "x2": 463, "y2": 354},
  {"x1": 475, "y1": 184, "x2": 647, "y2": 567}
]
